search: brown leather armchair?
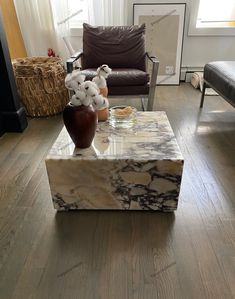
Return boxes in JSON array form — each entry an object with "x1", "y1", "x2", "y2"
[{"x1": 67, "y1": 23, "x2": 159, "y2": 111}]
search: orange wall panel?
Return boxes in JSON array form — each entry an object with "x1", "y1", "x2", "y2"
[{"x1": 0, "y1": 0, "x2": 27, "y2": 58}]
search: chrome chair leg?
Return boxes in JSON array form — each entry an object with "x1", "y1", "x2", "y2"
[
  {"x1": 147, "y1": 58, "x2": 159, "y2": 111},
  {"x1": 141, "y1": 97, "x2": 148, "y2": 111}
]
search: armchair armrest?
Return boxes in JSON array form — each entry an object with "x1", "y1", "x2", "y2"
[
  {"x1": 66, "y1": 51, "x2": 83, "y2": 73},
  {"x1": 146, "y1": 52, "x2": 159, "y2": 86},
  {"x1": 146, "y1": 52, "x2": 159, "y2": 111},
  {"x1": 146, "y1": 52, "x2": 159, "y2": 65}
]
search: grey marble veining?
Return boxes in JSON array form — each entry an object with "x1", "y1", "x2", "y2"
[
  {"x1": 46, "y1": 112, "x2": 184, "y2": 211},
  {"x1": 48, "y1": 112, "x2": 183, "y2": 160}
]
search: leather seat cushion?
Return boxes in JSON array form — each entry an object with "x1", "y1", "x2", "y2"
[
  {"x1": 81, "y1": 68, "x2": 150, "y2": 87},
  {"x1": 204, "y1": 61, "x2": 235, "y2": 105},
  {"x1": 108, "y1": 85, "x2": 149, "y2": 96}
]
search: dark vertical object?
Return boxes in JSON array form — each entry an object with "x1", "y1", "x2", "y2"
[
  {"x1": 200, "y1": 82, "x2": 206, "y2": 108},
  {"x1": 0, "y1": 9, "x2": 27, "y2": 137},
  {"x1": 0, "y1": 113, "x2": 3, "y2": 136}
]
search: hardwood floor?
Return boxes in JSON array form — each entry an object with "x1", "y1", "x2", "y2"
[{"x1": 0, "y1": 83, "x2": 234, "y2": 299}]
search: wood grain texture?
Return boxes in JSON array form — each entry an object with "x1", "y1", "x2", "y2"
[
  {"x1": 0, "y1": 0, "x2": 27, "y2": 58},
  {"x1": 0, "y1": 84, "x2": 235, "y2": 298}
]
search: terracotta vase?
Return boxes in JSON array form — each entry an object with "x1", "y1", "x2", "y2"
[
  {"x1": 99, "y1": 87, "x2": 108, "y2": 97},
  {"x1": 97, "y1": 108, "x2": 109, "y2": 122},
  {"x1": 63, "y1": 103, "x2": 97, "y2": 148},
  {"x1": 97, "y1": 87, "x2": 109, "y2": 122}
]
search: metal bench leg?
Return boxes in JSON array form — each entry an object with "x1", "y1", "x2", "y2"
[{"x1": 200, "y1": 82, "x2": 206, "y2": 108}]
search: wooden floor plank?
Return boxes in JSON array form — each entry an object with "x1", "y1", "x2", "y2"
[{"x1": 0, "y1": 83, "x2": 234, "y2": 298}]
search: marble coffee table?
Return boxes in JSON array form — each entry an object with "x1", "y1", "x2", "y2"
[{"x1": 45, "y1": 112, "x2": 184, "y2": 211}]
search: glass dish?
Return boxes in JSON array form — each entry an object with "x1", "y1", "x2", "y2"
[{"x1": 109, "y1": 105, "x2": 137, "y2": 128}]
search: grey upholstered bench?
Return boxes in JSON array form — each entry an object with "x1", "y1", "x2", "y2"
[{"x1": 200, "y1": 61, "x2": 235, "y2": 108}]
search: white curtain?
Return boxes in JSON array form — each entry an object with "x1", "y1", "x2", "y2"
[
  {"x1": 14, "y1": 0, "x2": 127, "y2": 60},
  {"x1": 88, "y1": 0, "x2": 127, "y2": 26},
  {"x1": 14, "y1": 0, "x2": 71, "y2": 62},
  {"x1": 50, "y1": 0, "x2": 73, "y2": 62},
  {"x1": 13, "y1": 0, "x2": 58, "y2": 57}
]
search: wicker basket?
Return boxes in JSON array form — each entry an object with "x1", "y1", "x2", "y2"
[{"x1": 12, "y1": 57, "x2": 69, "y2": 117}]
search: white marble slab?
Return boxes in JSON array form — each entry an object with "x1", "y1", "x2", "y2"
[{"x1": 46, "y1": 112, "x2": 184, "y2": 211}]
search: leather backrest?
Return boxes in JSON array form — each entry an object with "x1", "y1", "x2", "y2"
[{"x1": 82, "y1": 23, "x2": 146, "y2": 71}]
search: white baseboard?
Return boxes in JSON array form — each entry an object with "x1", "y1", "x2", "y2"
[{"x1": 180, "y1": 67, "x2": 204, "y2": 82}]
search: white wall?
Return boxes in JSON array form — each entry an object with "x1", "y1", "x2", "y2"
[
  {"x1": 70, "y1": 0, "x2": 235, "y2": 69},
  {"x1": 128, "y1": 0, "x2": 235, "y2": 67}
]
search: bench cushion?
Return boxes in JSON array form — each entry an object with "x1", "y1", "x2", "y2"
[{"x1": 204, "y1": 61, "x2": 235, "y2": 107}]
